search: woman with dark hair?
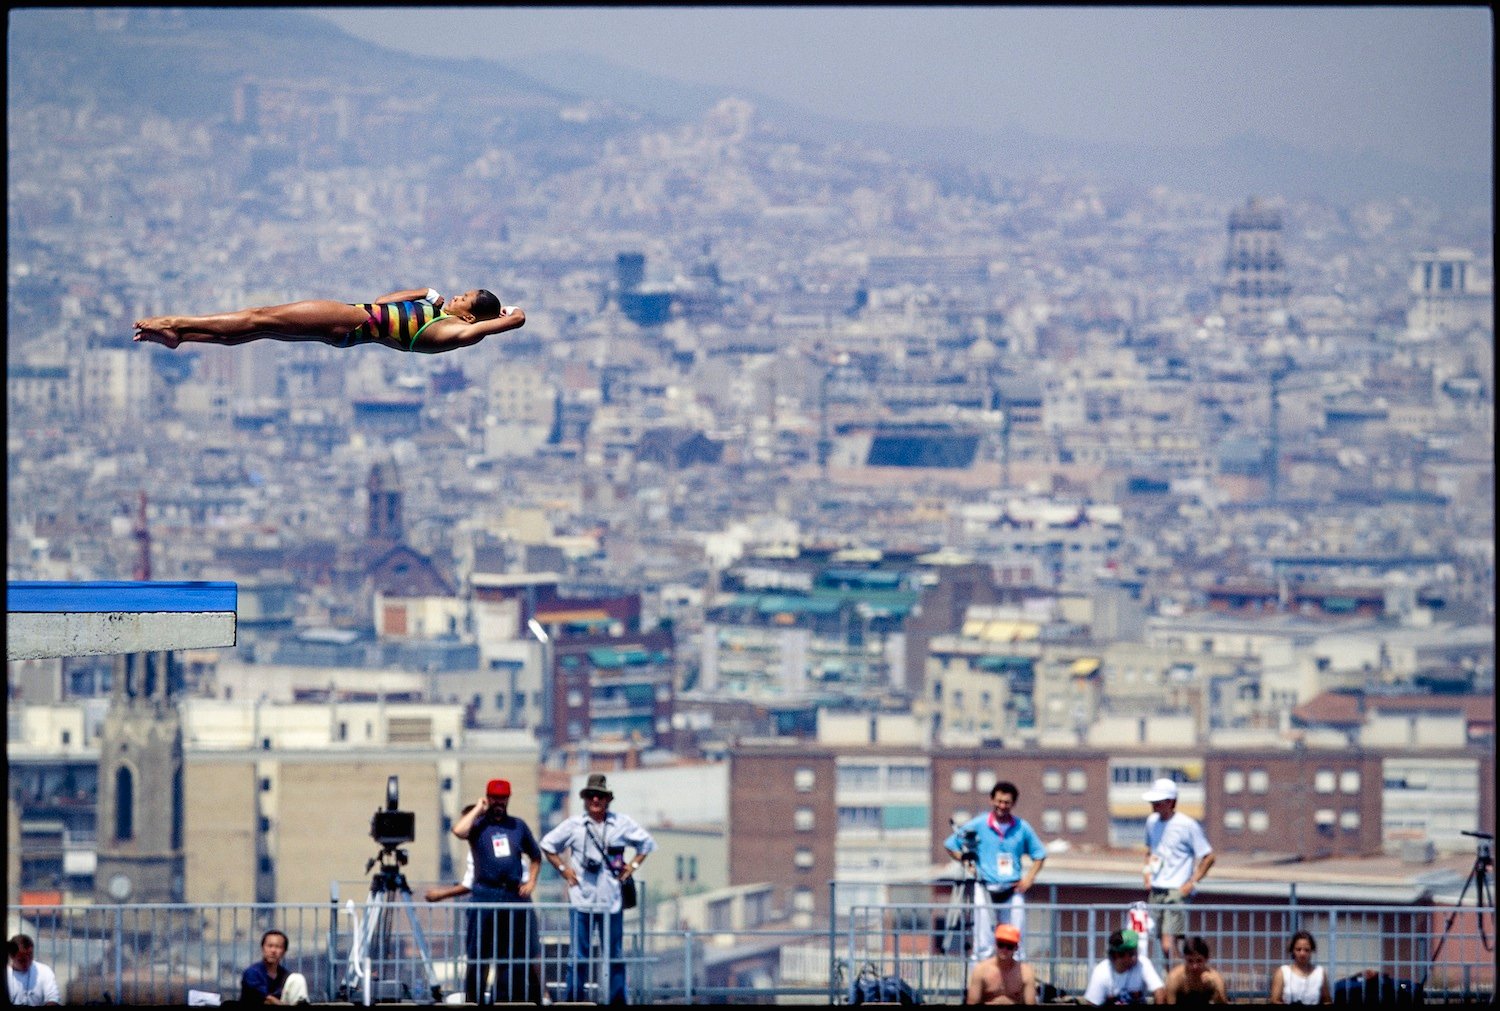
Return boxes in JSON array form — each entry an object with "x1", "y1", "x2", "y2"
[
  {"x1": 134, "y1": 286, "x2": 523, "y2": 354},
  {"x1": 1269, "y1": 930, "x2": 1331, "y2": 1004},
  {"x1": 1162, "y1": 936, "x2": 1228, "y2": 1004}
]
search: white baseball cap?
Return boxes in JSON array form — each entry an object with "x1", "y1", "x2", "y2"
[{"x1": 1142, "y1": 778, "x2": 1179, "y2": 802}]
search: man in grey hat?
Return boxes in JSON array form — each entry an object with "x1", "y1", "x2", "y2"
[{"x1": 540, "y1": 773, "x2": 656, "y2": 1004}]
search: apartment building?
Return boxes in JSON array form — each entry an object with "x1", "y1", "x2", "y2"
[{"x1": 729, "y1": 736, "x2": 1494, "y2": 918}]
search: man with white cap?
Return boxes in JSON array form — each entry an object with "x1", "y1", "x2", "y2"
[{"x1": 1140, "y1": 777, "x2": 1214, "y2": 967}]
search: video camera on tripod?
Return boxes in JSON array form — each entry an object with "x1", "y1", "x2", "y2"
[
  {"x1": 957, "y1": 826, "x2": 981, "y2": 866},
  {"x1": 340, "y1": 776, "x2": 441, "y2": 1005}
]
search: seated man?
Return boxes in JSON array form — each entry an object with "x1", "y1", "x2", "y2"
[
  {"x1": 241, "y1": 929, "x2": 308, "y2": 1006},
  {"x1": 965, "y1": 924, "x2": 1037, "y2": 1004},
  {"x1": 1083, "y1": 929, "x2": 1164, "y2": 1006}
]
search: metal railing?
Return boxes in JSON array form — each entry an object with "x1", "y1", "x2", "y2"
[{"x1": 8, "y1": 892, "x2": 1493, "y2": 1004}]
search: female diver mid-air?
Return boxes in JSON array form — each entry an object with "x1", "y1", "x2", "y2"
[{"x1": 134, "y1": 287, "x2": 524, "y2": 354}]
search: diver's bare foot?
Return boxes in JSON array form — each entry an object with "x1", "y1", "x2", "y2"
[{"x1": 134, "y1": 327, "x2": 182, "y2": 349}]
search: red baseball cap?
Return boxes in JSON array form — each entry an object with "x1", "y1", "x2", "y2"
[
  {"x1": 994, "y1": 924, "x2": 1021, "y2": 945},
  {"x1": 486, "y1": 779, "x2": 511, "y2": 798}
]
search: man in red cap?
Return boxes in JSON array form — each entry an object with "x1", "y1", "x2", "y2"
[
  {"x1": 452, "y1": 779, "x2": 542, "y2": 1004},
  {"x1": 965, "y1": 923, "x2": 1037, "y2": 1004}
]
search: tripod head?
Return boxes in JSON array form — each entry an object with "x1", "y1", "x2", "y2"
[
  {"x1": 1461, "y1": 830, "x2": 1493, "y2": 867},
  {"x1": 366, "y1": 844, "x2": 412, "y2": 894}
]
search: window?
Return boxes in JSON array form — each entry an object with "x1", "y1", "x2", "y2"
[
  {"x1": 708, "y1": 898, "x2": 734, "y2": 931},
  {"x1": 1223, "y1": 809, "x2": 1246, "y2": 831},
  {"x1": 794, "y1": 767, "x2": 816, "y2": 792},
  {"x1": 794, "y1": 807, "x2": 815, "y2": 831},
  {"x1": 977, "y1": 771, "x2": 998, "y2": 794},
  {"x1": 794, "y1": 848, "x2": 815, "y2": 870},
  {"x1": 1223, "y1": 770, "x2": 1245, "y2": 794},
  {"x1": 951, "y1": 769, "x2": 974, "y2": 793},
  {"x1": 688, "y1": 856, "x2": 698, "y2": 882},
  {"x1": 838, "y1": 806, "x2": 882, "y2": 830},
  {"x1": 793, "y1": 888, "x2": 816, "y2": 912},
  {"x1": 1248, "y1": 770, "x2": 1270, "y2": 794},
  {"x1": 61, "y1": 730, "x2": 70, "y2": 746},
  {"x1": 676, "y1": 855, "x2": 686, "y2": 882},
  {"x1": 1315, "y1": 770, "x2": 1336, "y2": 794},
  {"x1": 1340, "y1": 770, "x2": 1361, "y2": 794},
  {"x1": 1315, "y1": 808, "x2": 1337, "y2": 827},
  {"x1": 1066, "y1": 769, "x2": 1087, "y2": 793},
  {"x1": 1340, "y1": 809, "x2": 1361, "y2": 830},
  {"x1": 888, "y1": 765, "x2": 927, "y2": 790},
  {"x1": 1248, "y1": 810, "x2": 1270, "y2": 833},
  {"x1": 1066, "y1": 809, "x2": 1088, "y2": 832},
  {"x1": 566, "y1": 690, "x2": 583, "y2": 707},
  {"x1": 952, "y1": 810, "x2": 972, "y2": 826},
  {"x1": 837, "y1": 765, "x2": 879, "y2": 790},
  {"x1": 113, "y1": 766, "x2": 135, "y2": 841},
  {"x1": 1041, "y1": 809, "x2": 1063, "y2": 833},
  {"x1": 1043, "y1": 769, "x2": 1063, "y2": 794}
]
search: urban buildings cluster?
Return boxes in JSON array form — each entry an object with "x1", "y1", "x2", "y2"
[{"x1": 6, "y1": 16, "x2": 1494, "y2": 964}]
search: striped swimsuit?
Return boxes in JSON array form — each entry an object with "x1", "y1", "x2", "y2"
[{"x1": 347, "y1": 300, "x2": 449, "y2": 352}]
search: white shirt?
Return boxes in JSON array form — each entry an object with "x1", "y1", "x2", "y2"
[
  {"x1": 539, "y1": 810, "x2": 655, "y2": 914},
  {"x1": 1280, "y1": 964, "x2": 1326, "y2": 1004},
  {"x1": 8, "y1": 960, "x2": 61, "y2": 1005},
  {"x1": 1083, "y1": 955, "x2": 1163, "y2": 1005},
  {"x1": 1145, "y1": 811, "x2": 1212, "y2": 889}
]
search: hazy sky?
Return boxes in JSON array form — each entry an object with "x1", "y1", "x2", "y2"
[{"x1": 309, "y1": 6, "x2": 1492, "y2": 174}]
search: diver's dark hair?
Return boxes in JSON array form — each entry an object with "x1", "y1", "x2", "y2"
[
  {"x1": 1182, "y1": 936, "x2": 1211, "y2": 958},
  {"x1": 474, "y1": 290, "x2": 501, "y2": 318}
]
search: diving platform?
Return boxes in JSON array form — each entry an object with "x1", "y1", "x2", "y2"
[{"x1": 6, "y1": 580, "x2": 238, "y2": 660}]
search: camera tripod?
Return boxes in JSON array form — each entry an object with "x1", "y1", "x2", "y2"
[
  {"x1": 938, "y1": 854, "x2": 980, "y2": 958},
  {"x1": 1420, "y1": 830, "x2": 1493, "y2": 990},
  {"x1": 340, "y1": 846, "x2": 442, "y2": 1005}
]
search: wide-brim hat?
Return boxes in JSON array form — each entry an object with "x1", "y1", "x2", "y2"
[{"x1": 580, "y1": 773, "x2": 613, "y2": 799}]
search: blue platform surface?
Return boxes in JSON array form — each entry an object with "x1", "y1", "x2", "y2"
[{"x1": 7, "y1": 580, "x2": 238, "y2": 614}]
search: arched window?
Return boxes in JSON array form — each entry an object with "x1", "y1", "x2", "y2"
[{"x1": 115, "y1": 766, "x2": 135, "y2": 841}]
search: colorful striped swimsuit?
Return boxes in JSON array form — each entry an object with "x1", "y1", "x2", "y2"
[{"x1": 347, "y1": 300, "x2": 449, "y2": 352}]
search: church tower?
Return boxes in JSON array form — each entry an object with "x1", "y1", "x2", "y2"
[
  {"x1": 1217, "y1": 197, "x2": 1291, "y2": 334},
  {"x1": 367, "y1": 460, "x2": 404, "y2": 546},
  {"x1": 94, "y1": 650, "x2": 186, "y2": 903}
]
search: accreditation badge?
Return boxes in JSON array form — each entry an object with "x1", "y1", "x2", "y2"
[{"x1": 492, "y1": 834, "x2": 512, "y2": 858}]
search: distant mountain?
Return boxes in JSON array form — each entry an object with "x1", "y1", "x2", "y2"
[
  {"x1": 7, "y1": 8, "x2": 574, "y2": 120},
  {"x1": 508, "y1": 48, "x2": 1493, "y2": 211}
]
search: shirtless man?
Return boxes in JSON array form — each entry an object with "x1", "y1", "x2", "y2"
[
  {"x1": 965, "y1": 924, "x2": 1036, "y2": 1005},
  {"x1": 134, "y1": 286, "x2": 524, "y2": 354}
]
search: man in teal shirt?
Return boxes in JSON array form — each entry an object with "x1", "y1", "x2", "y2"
[{"x1": 943, "y1": 780, "x2": 1048, "y2": 960}]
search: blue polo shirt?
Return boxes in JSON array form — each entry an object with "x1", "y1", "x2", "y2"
[{"x1": 944, "y1": 812, "x2": 1047, "y2": 887}]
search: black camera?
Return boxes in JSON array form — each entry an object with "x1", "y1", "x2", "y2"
[
  {"x1": 370, "y1": 775, "x2": 416, "y2": 847},
  {"x1": 959, "y1": 827, "x2": 980, "y2": 863},
  {"x1": 583, "y1": 857, "x2": 603, "y2": 874}
]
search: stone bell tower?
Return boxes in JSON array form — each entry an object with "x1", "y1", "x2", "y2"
[{"x1": 93, "y1": 650, "x2": 186, "y2": 904}]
